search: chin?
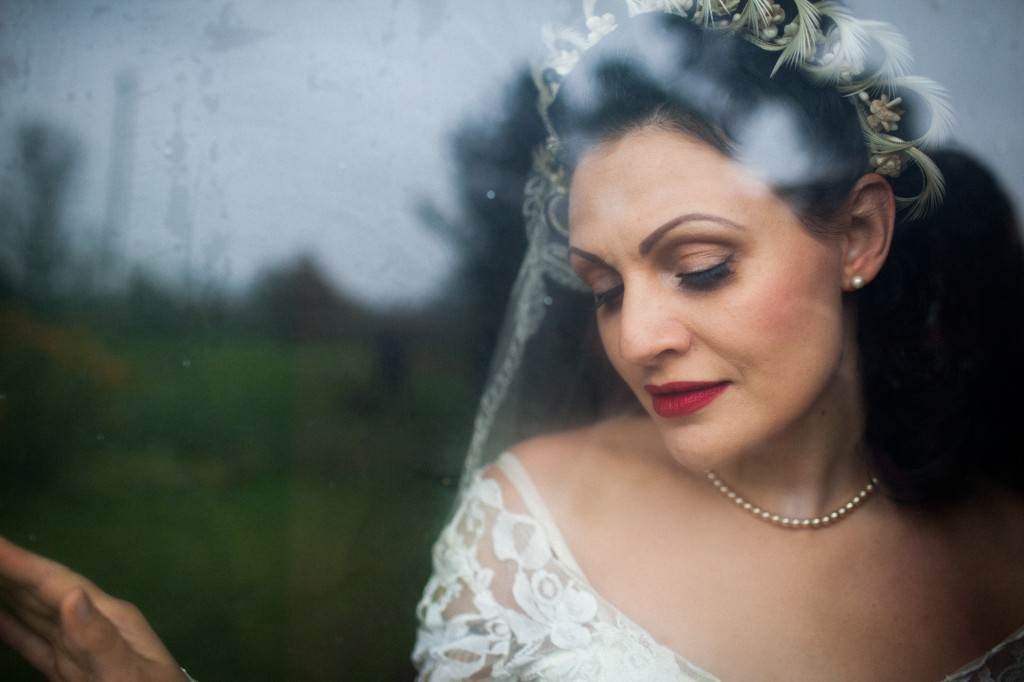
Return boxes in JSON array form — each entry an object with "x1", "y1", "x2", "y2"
[{"x1": 651, "y1": 415, "x2": 749, "y2": 474}]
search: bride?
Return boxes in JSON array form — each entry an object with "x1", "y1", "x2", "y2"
[
  {"x1": 0, "y1": 2, "x2": 1022, "y2": 681},
  {"x1": 412, "y1": 2, "x2": 1024, "y2": 681}
]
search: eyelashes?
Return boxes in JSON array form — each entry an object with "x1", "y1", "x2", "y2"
[
  {"x1": 677, "y1": 255, "x2": 734, "y2": 291},
  {"x1": 593, "y1": 284, "x2": 625, "y2": 309},
  {"x1": 592, "y1": 255, "x2": 734, "y2": 309}
]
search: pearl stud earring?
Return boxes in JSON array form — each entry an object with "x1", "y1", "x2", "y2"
[{"x1": 851, "y1": 275, "x2": 865, "y2": 289}]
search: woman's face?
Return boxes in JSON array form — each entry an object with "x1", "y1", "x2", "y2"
[{"x1": 568, "y1": 125, "x2": 854, "y2": 471}]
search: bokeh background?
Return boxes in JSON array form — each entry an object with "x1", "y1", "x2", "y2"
[{"x1": 1, "y1": 1, "x2": 1021, "y2": 679}]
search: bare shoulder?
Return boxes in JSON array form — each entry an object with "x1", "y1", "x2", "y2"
[
  {"x1": 504, "y1": 413, "x2": 677, "y2": 510},
  {"x1": 509, "y1": 413, "x2": 649, "y2": 471},
  {"x1": 500, "y1": 422, "x2": 604, "y2": 502}
]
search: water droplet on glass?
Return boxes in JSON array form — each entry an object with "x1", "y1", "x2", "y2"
[
  {"x1": 485, "y1": 189, "x2": 496, "y2": 200},
  {"x1": 543, "y1": 296, "x2": 553, "y2": 306}
]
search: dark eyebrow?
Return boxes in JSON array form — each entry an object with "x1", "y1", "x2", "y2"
[
  {"x1": 567, "y1": 246, "x2": 611, "y2": 269},
  {"x1": 569, "y1": 212, "x2": 743, "y2": 269},
  {"x1": 638, "y1": 213, "x2": 744, "y2": 256}
]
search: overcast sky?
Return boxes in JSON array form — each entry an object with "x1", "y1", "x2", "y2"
[{"x1": 1, "y1": 0, "x2": 1021, "y2": 309}]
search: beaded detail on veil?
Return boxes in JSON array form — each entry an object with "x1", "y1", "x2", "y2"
[{"x1": 413, "y1": 454, "x2": 1024, "y2": 682}]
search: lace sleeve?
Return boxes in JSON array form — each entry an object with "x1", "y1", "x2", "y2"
[
  {"x1": 412, "y1": 472, "x2": 517, "y2": 681},
  {"x1": 412, "y1": 466, "x2": 689, "y2": 682},
  {"x1": 942, "y1": 628, "x2": 1024, "y2": 682},
  {"x1": 411, "y1": 468, "x2": 609, "y2": 681}
]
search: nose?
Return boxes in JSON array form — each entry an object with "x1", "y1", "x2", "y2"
[{"x1": 617, "y1": 282, "x2": 693, "y2": 366}]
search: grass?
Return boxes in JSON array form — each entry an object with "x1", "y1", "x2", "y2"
[
  {"x1": 0, "y1": 454, "x2": 458, "y2": 682},
  {"x1": 0, "y1": 333, "x2": 466, "y2": 680}
]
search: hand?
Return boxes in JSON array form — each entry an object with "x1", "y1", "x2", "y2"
[{"x1": 0, "y1": 536, "x2": 189, "y2": 682}]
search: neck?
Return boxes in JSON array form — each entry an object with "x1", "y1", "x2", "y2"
[{"x1": 708, "y1": 308, "x2": 873, "y2": 520}]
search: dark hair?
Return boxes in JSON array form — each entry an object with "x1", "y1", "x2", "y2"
[
  {"x1": 549, "y1": 12, "x2": 867, "y2": 230},
  {"x1": 547, "y1": 13, "x2": 1024, "y2": 504},
  {"x1": 860, "y1": 150, "x2": 1024, "y2": 503}
]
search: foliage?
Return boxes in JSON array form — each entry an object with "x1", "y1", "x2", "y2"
[
  {"x1": 0, "y1": 102, "x2": 505, "y2": 679},
  {"x1": 419, "y1": 71, "x2": 546, "y2": 382},
  {"x1": 0, "y1": 305, "x2": 128, "y2": 487}
]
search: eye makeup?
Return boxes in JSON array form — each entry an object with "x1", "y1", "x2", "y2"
[
  {"x1": 593, "y1": 283, "x2": 624, "y2": 309},
  {"x1": 590, "y1": 253, "x2": 735, "y2": 309},
  {"x1": 576, "y1": 235, "x2": 738, "y2": 310},
  {"x1": 676, "y1": 254, "x2": 734, "y2": 291}
]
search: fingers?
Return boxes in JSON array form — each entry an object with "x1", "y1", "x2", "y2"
[
  {"x1": 0, "y1": 537, "x2": 114, "y2": 678},
  {"x1": 0, "y1": 607, "x2": 57, "y2": 678},
  {"x1": 0, "y1": 536, "x2": 100, "y2": 639},
  {"x1": 59, "y1": 590, "x2": 187, "y2": 682},
  {"x1": 0, "y1": 536, "x2": 99, "y2": 604},
  {"x1": 0, "y1": 588, "x2": 139, "y2": 682},
  {"x1": 0, "y1": 536, "x2": 69, "y2": 591},
  {"x1": 0, "y1": 590, "x2": 62, "y2": 649},
  {"x1": 0, "y1": 540, "x2": 99, "y2": 606},
  {"x1": 0, "y1": 600, "x2": 93, "y2": 682},
  {"x1": 61, "y1": 588, "x2": 142, "y2": 680},
  {"x1": 101, "y1": 598, "x2": 178, "y2": 663},
  {"x1": 0, "y1": 538, "x2": 186, "y2": 681}
]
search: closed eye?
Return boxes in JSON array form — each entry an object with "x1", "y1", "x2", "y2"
[
  {"x1": 591, "y1": 256, "x2": 733, "y2": 310},
  {"x1": 593, "y1": 283, "x2": 624, "y2": 309},
  {"x1": 677, "y1": 256, "x2": 734, "y2": 291}
]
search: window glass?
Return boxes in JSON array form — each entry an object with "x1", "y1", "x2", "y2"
[{"x1": 0, "y1": 2, "x2": 1020, "y2": 680}]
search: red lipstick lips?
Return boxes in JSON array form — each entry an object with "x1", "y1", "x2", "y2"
[{"x1": 644, "y1": 381, "x2": 730, "y2": 418}]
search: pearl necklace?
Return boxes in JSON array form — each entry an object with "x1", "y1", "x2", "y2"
[{"x1": 705, "y1": 471, "x2": 880, "y2": 529}]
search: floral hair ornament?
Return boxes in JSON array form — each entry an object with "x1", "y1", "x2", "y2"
[{"x1": 534, "y1": 0, "x2": 953, "y2": 220}]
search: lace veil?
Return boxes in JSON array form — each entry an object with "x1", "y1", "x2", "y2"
[{"x1": 460, "y1": 139, "x2": 589, "y2": 483}]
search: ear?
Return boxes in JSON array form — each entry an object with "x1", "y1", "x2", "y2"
[{"x1": 840, "y1": 173, "x2": 895, "y2": 291}]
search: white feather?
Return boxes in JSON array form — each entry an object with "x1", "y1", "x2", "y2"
[
  {"x1": 771, "y1": 0, "x2": 821, "y2": 76},
  {"x1": 665, "y1": 0, "x2": 697, "y2": 15},
  {"x1": 698, "y1": 0, "x2": 717, "y2": 24},
  {"x1": 901, "y1": 146, "x2": 947, "y2": 219},
  {"x1": 890, "y1": 75, "x2": 955, "y2": 147},
  {"x1": 807, "y1": 2, "x2": 870, "y2": 83},
  {"x1": 735, "y1": 0, "x2": 773, "y2": 29},
  {"x1": 858, "y1": 19, "x2": 913, "y2": 81}
]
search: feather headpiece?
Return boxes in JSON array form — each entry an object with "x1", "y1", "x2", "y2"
[{"x1": 534, "y1": 0, "x2": 952, "y2": 219}]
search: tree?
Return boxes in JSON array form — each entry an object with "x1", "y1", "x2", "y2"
[
  {"x1": 419, "y1": 71, "x2": 547, "y2": 384},
  {"x1": 5, "y1": 124, "x2": 79, "y2": 307}
]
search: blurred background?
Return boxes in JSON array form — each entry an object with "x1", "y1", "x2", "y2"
[{"x1": 0, "y1": 1, "x2": 1021, "y2": 679}]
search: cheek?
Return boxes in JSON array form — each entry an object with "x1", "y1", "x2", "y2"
[
  {"x1": 596, "y1": 316, "x2": 624, "y2": 371},
  {"x1": 728, "y1": 245, "x2": 845, "y2": 383}
]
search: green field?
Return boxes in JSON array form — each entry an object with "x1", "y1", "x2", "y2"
[{"x1": 0, "y1": 331, "x2": 469, "y2": 680}]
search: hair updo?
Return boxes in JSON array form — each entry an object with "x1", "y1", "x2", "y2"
[
  {"x1": 546, "y1": 12, "x2": 1024, "y2": 504},
  {"x1": 549, "y1": 12, "x2": 868, "y2": 230}
]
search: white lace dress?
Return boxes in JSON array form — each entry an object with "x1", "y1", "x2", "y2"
[{"x1": 413, "y1": 453, "x2": 1024, "y2": 681}]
